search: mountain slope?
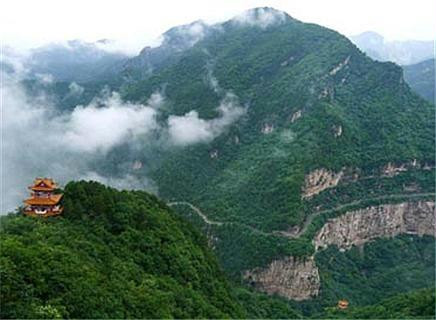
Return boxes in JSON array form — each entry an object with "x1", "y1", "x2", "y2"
[
  {"x1": 403, "y1": 58, "x2": 435, "y2": 103},
  {"x1": 26, "y1": 40, "x2": 128, "y2": 82},
  {"x1": 0, "y1": 181, "x2": 245, "y2": 319},
  {"x1": 349, "y1": 31, "x2": 434, "y2": 65},
  {"x1": 318, "y1": 287, "x2": 435, "y2": 319},
  {"x1": 110, "y1": 7, "x2": 436, "y2": 303},
  {"x1": 6, "y1": 7, "x2": 433, "y2": 311}
]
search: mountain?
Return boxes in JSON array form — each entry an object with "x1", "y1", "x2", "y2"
[
  {"x1": 0, "y1": 181, "x2": 246, "y2": 319},
  {"x1": 3, "y1": 181, "x2": 432, "y2": 319},
  {"x1": 3, "y1": 7, "x2": 435, "y2": 317},
  {"x1": 25, "y1": 40, "x2": 129, "y2": 82},
  {"x1": 403, "y1": 58, "x2": 435, "y2": 103},
  {"x1": 123, "y1": 20, "x2": 212, "y2": 81},
  {"x1": 350, "y1": 31, "x2": 434, "y2": 65},
  {"x1": 112, "y1": 7, "x2": 435, "y2": 308}
]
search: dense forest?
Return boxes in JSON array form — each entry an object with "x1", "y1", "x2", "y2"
[
  {"x1": 0, "y1": 181, "x2": 245, "y2": 319},
  {"x1": 1, "y1": 181, "x2": 434, "y2": 319}
]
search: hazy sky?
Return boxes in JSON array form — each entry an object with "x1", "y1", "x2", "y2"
[{"x1": 1, "y1": 0, "x2": 435, "y2": 53}]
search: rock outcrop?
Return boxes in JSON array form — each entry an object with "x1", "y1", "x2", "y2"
[
  {"x1": 329, "y1": 56, "x2": 350, "y2": 76},
  {"x1": 245, "y1": 200, "x2": 434, "y2": 301},
  {"x1": 261, "y1": 123, "x2": 274, "y2": 134},
  {"x1": 291, "y1": 110, "x2": 302, "y2": 123},
  {"x1": 314, "y1": 201, "x2": 435, "y2": 250},
  {"x1": 302, "y1": 168, "x2": 343, "y2": 198},
  {"x1": 244, "y1": 256, "x2": 320, "y2": 301}
]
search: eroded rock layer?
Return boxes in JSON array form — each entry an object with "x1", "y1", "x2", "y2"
[
  {"x1": 314, "y1": 201, "x2": 435, "y2": 251},
  {"x1": 244, "y1": 256, "x2": 320, "y2": 301},
  {"x1": 302, "y1": 168, "x2": 343, "y2": 198}
]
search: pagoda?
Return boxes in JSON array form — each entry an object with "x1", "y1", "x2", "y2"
[
  {"x1": 23, "y1": 178, "x2": 63, "y2": 217},
  {"x1": 337, "y1": 299, "x2": 349, "y2": 310}
]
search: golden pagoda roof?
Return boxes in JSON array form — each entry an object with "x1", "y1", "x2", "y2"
[
  {"x1": 28, "y1": 178, "x2": 58, "y2": 191},
  {"x1": 24, "y1": 194, "x2": 63, "y2": 206},
  {"x1": 337, "y1": 299, "x2": 349, "y2": 309}
]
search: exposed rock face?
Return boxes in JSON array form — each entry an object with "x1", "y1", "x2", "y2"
[
  {"x1": 245, "y1": 200, "x2": 435, "y2": 301},
  {"x1": 261, "y1": 123, "x2": 274, "y2": 134},
  {"x1": 245, "y1": 256, "x2": 320, "y2": 301},
  {"x1": 329, "y1": 56, "x2": 350, "y2": 76},
  {"x1": 314, "y1": 201, "x2": 435, "y2": 250},
  {"x1": 210, "y1": 150, "x2": 219, "y2": 159},
  {"x1": 132, "y1": 160, "x2": 143, "y2": 170},
  {"x1": 302, "y1": 168, "x2": 343, "y2": 198},
  {"x1": 333, "y1": 125, "x2": 342, "y2": 137},
  {"x1": 383, "y1": 162, "x2": 408, "y2": 177},
  {"x1": 291, "y1": 110, "x2": 302, "y2": 123}
]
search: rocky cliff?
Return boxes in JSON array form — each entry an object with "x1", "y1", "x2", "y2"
[
  {"x1": 302, "y1": 168, "x2": 344, "y2": 198},
  {"x1": 245, "y1": 200, "x2": 435, "y2": 301},
  {"x1": 244, "y1": 256, "x2": 320, "y2": 301},
  {"x1": 314, "y1": 201, "x2": 435, "y2": 251}
]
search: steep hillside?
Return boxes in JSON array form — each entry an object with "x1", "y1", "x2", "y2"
[
  {"x1": 317, "y1": 287, "x2": 435, "y2": 319},
  {"x1": 112, "y1": 7, "x2": 435, "y2": 303},
  {"x1": 0, "y1": 181, "x2": 245, "y2": 319},
  {"x1": 404, "y1": 58, "x2": 435, "y2": 103}
]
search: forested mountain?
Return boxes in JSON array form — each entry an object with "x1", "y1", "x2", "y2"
[
  {"x1": 403, "y1": 58, "x2": 435, "y2": 104},
  {"x1": 25, "y1": 40, "x2": 128, "y2": 82},
  {"x1": 349, "y1": 31, "x2": 433, "y2": 65},
  {"x1": 116, "y1": 7, "x2": 435, "y2": 309},
  {"x1": 2, "y1": 7, "x2": 435, "y2": 318},
  {"x1": 0, "y1": 181, "x2": 245, "y2": 319},
  {"x1": 1, "y1": 182, "x2": 433, "y2": 319}
]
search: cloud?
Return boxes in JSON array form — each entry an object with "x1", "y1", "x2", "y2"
[
  {"x1": 1, "y1": 61, "x2": 242, "y2": 212},
  {"x1": 146, "y1": 91, "x2": 165, "y2": 109},
  {"x1": 165, "y1": 21, "x2": 208, "y2": 50},
  {"x1": 1, "y1": 71, "x2": 159, "y2": 212},
  {"x1": 68, "y1": 82, "x2": 84, "y2": 96},
  {"x1": 168, "y1": 92, "x2": 245, "y2": 146},
  {"x1": 64, "y1": 93, "x2": 157, "y2": 153},
  {"x1": 34, "y1": 73, "x2": 54, "y2": 84},
  {"x1": 79, "y1": 171, "x2": 158, "y2": 193},
  {"x1": 232, "y1": 8, "x2": 287, "y2": 29}
]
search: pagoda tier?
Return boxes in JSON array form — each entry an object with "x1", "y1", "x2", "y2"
[
  {"x1": 23, "y1": 178, "x2": 63, "y2": 217},
  {"x1": 28, "y1": 177, "x2": 58, "y2": 192}
]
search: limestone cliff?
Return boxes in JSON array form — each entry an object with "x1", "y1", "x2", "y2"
[
  {"x1": 314, "y1": 201, "x2": 435, "y2": 251},
  {"x1": 302, "y1": 168, "x2": 343, "y2": 198},
  {"x1": 244, "y1": 256, "x2": 320, "y2": 301},
  {"x1": 245, "y1": 200, "x2": 434, "y2": 301}
]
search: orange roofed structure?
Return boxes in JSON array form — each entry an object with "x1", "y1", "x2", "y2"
[
  {"x1": 23, "y1": 178, "x2": 63, "y2": 217},
  {"x1": 337, "y1": 299, "x2": 349, "y2": 310}
]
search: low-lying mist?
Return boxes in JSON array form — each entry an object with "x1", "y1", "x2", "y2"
[{"x1": 1, "y1": 60, "x2": 244, "y2": 212}]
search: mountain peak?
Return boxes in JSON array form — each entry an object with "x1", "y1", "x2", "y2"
[
  {"x1": 231, "y1": 7, "x2": 294, "y2": 28},
  {"x1": 161, "y1": 20, "x2": 210, "y2": 51}
]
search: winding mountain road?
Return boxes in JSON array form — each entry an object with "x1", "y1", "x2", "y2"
[
  {"x1": 167, "y1": 201, "x2": 224, "y2": 226},
  {"x1": 168, "y1": 192, "x2": 435, "y2": 240}
]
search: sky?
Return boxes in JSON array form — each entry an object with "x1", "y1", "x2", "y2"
[{"x1": 1, "y1": 0, "x2": 435, "y2": 54}]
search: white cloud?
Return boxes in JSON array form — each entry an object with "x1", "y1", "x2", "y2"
[
  {"x1": 68, "y1": 82, "x2": 84, "y2": 96},
  {"x1": 79, "y1": 171, "x2": 157, "y2": 193},
  {"x1": 147, "y1": 91, "x2": 165, "y2": 109},
  {"x1": 1, "y1": 66, "x2": 243, "y2": 212},
  {"x1": 34, "y1": 73, "x2": 54, "y2": 84},
  {"x1": 1, "y1": 71, "x2": 159, "y2": 212},
  {"x1": 64, "y1": 93, "x2": 157, "y2": 153},
  {"x1": 168, "y1": 93, "x2": 245, "y2": 146},
  {"x1": 233, "y1": 7, "x2": 287, "y2": 28}
]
